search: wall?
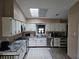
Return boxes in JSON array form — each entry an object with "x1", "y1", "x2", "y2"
[
  {"x1": 3, "y1": 0, "x2": 14, "y2": 17},
  {"x1": 0, "y1": 0, "x2": 4, "y2": 36},
  {"x1": 14, "y1": 1, "x2": 26, "y2": 22},
  {"x1": 0, "y1": 0, "x2": 26, "y2": 21},
  {"x1": 26, "y1": 18, "x2": 66, "y2": 24},
  {"x1": 0, "y1": 20, "x2": 2, "y2": 36},
  {"x1": 0, "y1": 0, "x2": 4, "y2": 17},
  {"x1": 68, "y1": 1, "x2": 79, "y2": 59}
]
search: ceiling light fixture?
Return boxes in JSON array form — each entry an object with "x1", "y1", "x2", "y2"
[{"x1": 30, "y1": 8, "x2": 39, "y2": 17}]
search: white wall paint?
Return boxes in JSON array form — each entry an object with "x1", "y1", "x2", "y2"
[
  {"x1": 16, "y1": 0, "x2": 78, "y2": 19},
  {"x1": 14, "y1": 1, "x2": 26, "y2": 21}
]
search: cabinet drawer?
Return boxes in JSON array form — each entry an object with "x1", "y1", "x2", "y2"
[{"x1": 54, "y1": 38, "x2": 60, "y2": 42}]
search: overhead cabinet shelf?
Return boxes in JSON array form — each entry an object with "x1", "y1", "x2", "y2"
[
  {"x1": 46, "y1": 23, "x2": 66, "y2": 32},
  {"x1": 2, "y1": 17, "x2": 26, "y2": 37}
]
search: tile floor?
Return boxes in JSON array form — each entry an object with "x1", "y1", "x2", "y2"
[
  {"x1": 50, "y1": 48, "x2": 70, "y2": 59},
  {"x1": 24, "y1": 48, "x2": 70, "y2": 59}
]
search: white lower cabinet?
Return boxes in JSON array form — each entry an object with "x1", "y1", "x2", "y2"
[
  {"x1": 29, "y1": 38, "x2": 36, "y2": 46},
  {"x1": 37, "y1": 38, "x2": 47, "y2": 46},
  {"x1": 29, "y1": 38, "x2": 47, "y2": 46},
  {"x1": 54, "y1": 38, "x2": 60, "y2": 47}
]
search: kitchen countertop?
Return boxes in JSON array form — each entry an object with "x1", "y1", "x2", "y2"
[{"x1": 0, "y1": 40, "x2": 27, "y2": 55}]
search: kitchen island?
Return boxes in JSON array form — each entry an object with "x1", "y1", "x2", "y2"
[{"x1": 28, "y1": 37, "x2": 47, "y2": 47}]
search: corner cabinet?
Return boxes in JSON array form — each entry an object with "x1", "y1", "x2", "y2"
[{"x1": 2, "y1": 17, "x2": 22, "y2": 37}]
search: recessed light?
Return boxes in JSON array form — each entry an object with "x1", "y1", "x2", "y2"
[{"x1": 30, "y1": 8, "x2": 39, "y2": 17}]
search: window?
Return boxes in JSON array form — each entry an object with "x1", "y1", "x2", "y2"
[{"x1": 30, "y1": 8, "x2": 39, "y2": 17}]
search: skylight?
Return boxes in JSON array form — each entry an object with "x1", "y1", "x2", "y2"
[{"x1": 30, "y1": 8, "x2": 39, "y2": 17}]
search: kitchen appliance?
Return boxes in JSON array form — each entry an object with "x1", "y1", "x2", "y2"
[
  {"x1": 25, "y1": 33, "x2": 30, "y2": 37},
  {"x1": 0, "y1": 41, "x2": 10, "y2": 51}
]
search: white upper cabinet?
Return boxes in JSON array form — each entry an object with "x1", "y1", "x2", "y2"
[
  {"x1": 15, "y1": 20, "x2": 19, "y2": 34},
  {"x1": 46, "y1": 24, "x2": 51, "y2": 31},
  {"x1": 18, "y1": 21, "x2": 21, "y2": 33},
  {"x1": 2, "y1": 17, "x2": 12, "y2": 36},
  {"x1": 15, "y1": 20, "x2": 22, "y2": 34},
  {"x1": 54, "y1": 23, "x2": 60, "y2": 31},
  {"x1": 12, "y1": 20, "x2": 16, "y2": 36},
  {"x1": 61, "y1": 23, "x2": 66, "y2": 31},
  {"x1": 56, "y1": 23, "x2": 66, "y2": 31},
  {"x1": 45, "y1": 23, "x2": 66, "y2": 32},
  {"x1": 2, "y1": 17, "x2": 24, "y2": 37},
  {"x1": 2, "y1": 17, "x2": 16, "y2": 36},
  {"x1": 26, "y1": 24, "x2": 36, "y2": 31},
  {"x1": 50, "y1": 24, "x2": 55, "y2": 31}
]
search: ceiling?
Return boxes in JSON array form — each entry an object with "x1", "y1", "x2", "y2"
[{"x1": 16, "y1": 0, "x2": 78, "y2": 19}]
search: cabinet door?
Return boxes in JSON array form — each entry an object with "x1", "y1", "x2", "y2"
[
  {"x1": 54, "y1": 23, "x2": 60, "y2": 31},
  {"x1": 62, "y1": 23, "x2": 66, "y2": 31},
  {"x1": 12, "y1": 20, "x2": 16, "y2": 36},
  {"x1": 18, "y1": 21, "x2": 21, "y2": 33},
  {"x1": 30, "y1": 24, "x2": 36, "y2": 31},
  {"x1": 24, "y1": 23, "x2": 26, "y2": 31},
  {"x1": 54, "y1": 38, "x2": 60, "y2": 46},
  {"x1": 29, "y1": 38, "x2": 36, "y2": 46},
  {"x1": 47, "y1": 38, "x2": 51, "y2": 46},
  {"x1": 26, "y1": 24, "x2": 36, "y2": 31},
  {"x1": 50, "y1": 24, "x2": 54, "y2": 31},
  {"x1": 58, "y1": 24, "x2": 62, "y2": 31},
  {"x1": 15, "y1": 21, "x2": 19, "y2": 34},
  {"x1": 2, "y1": 18, "x2": 12, "y2": 36},
  {"x1": 37, "y1": 38, "x2": 47, "y2": 46},
  {"x1": 46, "y1": 24, "x2": 51, "y2": 31},
  {"x1": 41, "y1": 38, "x2": 47, "y2": 46}
]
